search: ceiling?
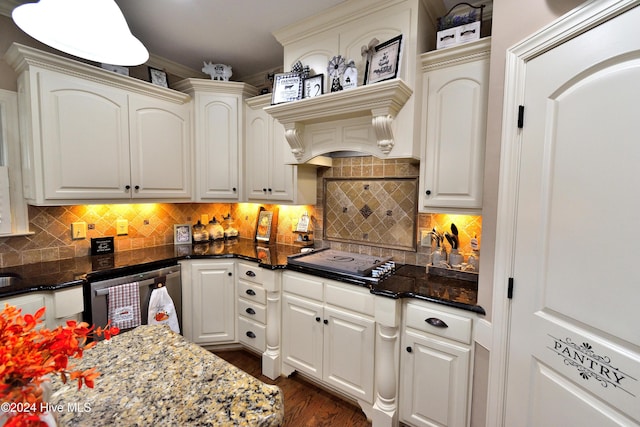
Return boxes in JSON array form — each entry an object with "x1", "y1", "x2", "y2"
[
  {"x1": 114, "y1": 0, "x2": 347, "y2": 79},
  {"x1": 4, "y1": 0, "x2": 466, "y2": 80}
]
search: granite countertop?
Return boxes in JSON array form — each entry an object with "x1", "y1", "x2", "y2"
[
  {"x1": 49, "y1": 325, "x2": 284, "y2": 426},
  {"x1": 0, "y1": 239, "x2": 484, "y2": 314},
  {"x1": 0, "y1": 239, "x2": 300, "y2": 297},
  {"x1": 372, "y1": 264, "x2": 484, "y2": 314}
]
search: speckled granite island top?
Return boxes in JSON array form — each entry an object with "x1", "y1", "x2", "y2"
[{"x1": 49, "y1": 325, "x2": 284, "y2": 426}]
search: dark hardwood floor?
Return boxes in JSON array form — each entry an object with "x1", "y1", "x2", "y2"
[{"x1": 213, "y1": 349, "x2": 371, "y2": 426}]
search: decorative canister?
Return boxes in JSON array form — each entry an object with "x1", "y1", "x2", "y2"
[
  {"x1": 206, "y1": 217, "x2": 224, "y2": 240},
  {"x1": 192, "y1": 220, "x2": 209, "y2": 243}
]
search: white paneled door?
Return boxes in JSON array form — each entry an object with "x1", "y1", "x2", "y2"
[{"x1": 499, "y1": 1, "x2": 640, "y2": 425}]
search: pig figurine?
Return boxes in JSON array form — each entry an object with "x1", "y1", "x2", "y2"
[{"x1": 202, "y1": 61, "x2": 232, "y2": 81}]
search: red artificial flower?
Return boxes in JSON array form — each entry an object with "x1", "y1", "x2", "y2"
[{"x1": 0, "y1": 304, "x2": 119, "y2": 427}]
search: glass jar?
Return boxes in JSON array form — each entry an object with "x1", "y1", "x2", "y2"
[
  {"x1": 431, "y1": 246, "x2": 447, "y2": 267},
  {"x1": 192, "y1": 220, "x2": 209, "y2": 243},
  {"x1": 222, "y1": 213, "x2": 238, "y2": 239},
  {"x1": 207, "y1": 217, "x2": 224, "y2": 240},
  {"x1": 449, "y1": 249, "x2": 464, "y2": 269}
]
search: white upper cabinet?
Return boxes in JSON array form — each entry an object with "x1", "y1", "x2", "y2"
[
  {"x1": 5, "y1": 43, "x2": 192, "y2": 205},
  {"x1": 245, "y1": 95, "x2": 316, "y2": 204},
  {"x1": 418, "y1": 38, "x2": 490, "y2": 213},
  {"x1": 174, "y1": 79, "x2": 257, "y2": 202},
  {"x1": 267, "y1": 0, "x2": 444, "y2": 163}
]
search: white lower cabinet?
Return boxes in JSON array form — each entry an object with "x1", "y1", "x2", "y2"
[
  {"x1": 281, "y1": 271, "x2": 375, "y2": 404},
  {"x1": 0, "y1": 285, "x2": 84, "y2": 329},
  {"x1": 236, "y1": 262, "x2": 270, "y2": 353},
  {"x1": 180, "y1": 260, "x2": 235, "y2": 345},
  {"x1": 400, "y1": 301, "x2": 473, "y2": 427}
]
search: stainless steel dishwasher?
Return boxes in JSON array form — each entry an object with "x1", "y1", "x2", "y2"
[{"x1": 84, "y1": 264, "x2": 182, "y2": 338}]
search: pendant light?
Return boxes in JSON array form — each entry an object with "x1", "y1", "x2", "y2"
[{"x1": 12, "y1": 0, "x2": 149, "y2": 66}]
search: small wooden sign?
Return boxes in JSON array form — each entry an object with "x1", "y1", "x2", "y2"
[{"x1": 91, "y1": 236, "x2": 114, "y2": 255}]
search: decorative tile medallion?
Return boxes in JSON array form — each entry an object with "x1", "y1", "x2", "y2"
[{"x1": 323, "y1": 177, "x2": 418, "y2": 251}]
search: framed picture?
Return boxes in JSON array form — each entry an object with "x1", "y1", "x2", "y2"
[
  {"x1": 101, "y1": 63, "x2": 129, "y2": 76},
  {"x1": 255, "y1": 206, "x2": 278, "y2": 243},
  {"x1": 271, "y1": 72, "x2": 303, "y2": 105},
  {"x1": 364, "y1": 35, "x2": 403, "y2": 85},
  {"x1": 149, "y1": 67, "x2": 169, "y2": 88},
  {"x1": 174, "y1": 224, "x2": 192, "y2": 245},
  {"x1": 303, "y1": 74, "x2": 324, "y2": 98},
  {"x1": 296, "y1": 212, "x2": 311, "y2": 233}
]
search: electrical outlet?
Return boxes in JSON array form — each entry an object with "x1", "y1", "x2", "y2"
[
  {"x1": 71, "y1": 222, "x2": 87, "y2": 240},
  {"x1": 420, "y1": 229, "x2": 431, "y2": 247},
  {"x1": 116, "y1": 219, "x2": 128, "y2": 235}
]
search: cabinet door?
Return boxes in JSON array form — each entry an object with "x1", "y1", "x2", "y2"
[
  {"x1": 38, "y1": 70, "x2": 130, "y2": 200},
  {"x1": 323, "y1": 305, "x2": 375, "y2": 403},
  {"x1": 267, "y1": 118, "x2": 295, "y2": 202},
  {"x1": 196, "y1": 94, "x2": 240, "y2": 200},
  {"x1": 420, "y1": 55, "x2": 488, "y2": 211},
  {"x1": 245, "y1": 104, "x2": 271, "y2": 200},
  {"x1": 128, "y1": 95, "x2": 191, "y2": 199},
  {"x1": 189, "y1": 261, "x2": 235, "y2": 344},
  {"x1": 281, "y1": 293, "x2": 323, "y2": 380},
  {"x1": 245, "y1": 101, "x2": 295, "y2": 202},
  {"x1": 400, "y1": 329, "x2": 471, "y2": 427}
]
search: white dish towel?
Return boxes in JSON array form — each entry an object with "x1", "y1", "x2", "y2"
[
  {"x1": 108, "y1": 282, "x2": 141, "y2": 330},
  {"x1": 148, "y1": 286, "x2": 180, "y2": 334}
]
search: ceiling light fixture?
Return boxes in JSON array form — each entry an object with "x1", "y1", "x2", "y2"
[{"x1": 12, "y1": 0, "x2": 149, "y2": 66}]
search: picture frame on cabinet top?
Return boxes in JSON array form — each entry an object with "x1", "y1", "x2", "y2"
[
  {"x1": 271, "y1": 72, "x2": 303, "y2": 105},
  {"x1": 303, "y1": 74, "x2": 324, "y2": 98},
  {"x1": 364, "y1": 34, "x2": 403, "y2": 85},
  {"x1": 149, "y1": 67, "x2": 169, "y2": 88}
]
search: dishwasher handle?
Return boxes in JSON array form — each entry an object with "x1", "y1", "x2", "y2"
[{"x1": 94, "y1": 279, "x2": 157, "y2": 297}]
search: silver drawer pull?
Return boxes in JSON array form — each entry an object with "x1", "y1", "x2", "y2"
[{"x1": 425, "y1": 317, "x2": 448, "y2": 328}]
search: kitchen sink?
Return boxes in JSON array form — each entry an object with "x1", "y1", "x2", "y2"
[{"x1": 0, "y1": 275, "x2": 21, "y2": 288}]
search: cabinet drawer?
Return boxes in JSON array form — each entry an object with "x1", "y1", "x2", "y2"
[
  {"x1": 282, "y1": 272, "x2": 323, "y2": 301},
  {"x1": 238, "y1": 298, "x2": 266, "y2": 324},
  {"x1": 53, "y1": 286, "x2": 84, "y2": 319},
  {"x1": 405, "y1": 302, "x2": 472, "y2": 345},
  {"x1": 238, "y1": 316, "x2": 266, "y2": 352},
  {"x1": 237, "y1": 262, "x2": 274, "y2": 286},
  {"x1": 325, "y1": 281, "x2": 374, "y2": 316},
  {"x1": 237, "y1": 280, "x2": 266, "y2": 304}
]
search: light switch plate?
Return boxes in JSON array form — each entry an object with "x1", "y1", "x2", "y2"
[
  {"x1": 420, "y1": 229, "x2": 431, "y2": 247},
  {"x1": 71, "y1": 222, "x2": 87, "y2": 240},
  {"x1": 116, "y1": 219, "x2": 128, "y2": 235}
]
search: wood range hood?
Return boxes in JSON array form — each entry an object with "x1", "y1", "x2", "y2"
[{"x1": 264, "y1": 79, "x2": 413, "y2": 164}]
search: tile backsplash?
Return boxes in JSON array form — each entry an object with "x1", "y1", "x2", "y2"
[
  {"x1": 0, "y1": 156, "x2": 482, "y2": 269},
  {"x1": 315, "y1": 156, "x2": 482, "y2": 266},
  {"x1": 324, "y1": 177, "x2": 418, "y2": 251}
]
